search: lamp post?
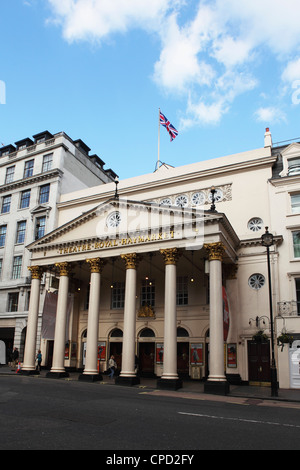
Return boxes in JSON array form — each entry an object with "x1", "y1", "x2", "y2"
[{"x1": 261, "y1": 227, "x2": 278, "y2": 397}]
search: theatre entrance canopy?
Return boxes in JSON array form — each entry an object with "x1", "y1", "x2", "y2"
[{"x1": 27, "y1": 198, "x2": 240, "y2": 271}]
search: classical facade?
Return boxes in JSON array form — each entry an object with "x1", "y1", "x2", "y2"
[
  {"x1": 20, "y1": 128, "x2": 300, "y2": 392},
  {"x1": 0, "y1": 130, "x2": 117, "y2": 361}
]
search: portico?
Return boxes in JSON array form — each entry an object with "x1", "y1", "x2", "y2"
[{"x1": 22, "y1": 198, "x2": 239, "y2": 393}]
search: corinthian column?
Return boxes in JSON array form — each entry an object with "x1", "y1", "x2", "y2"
[
  {"x1": 157, "y1": 248, "x2": 182, "y2": 390},
  {"x1": 116, "y1": 253, "x2": 141, "y2": 386},
  {"x1": 21, "y1": 266, "x2": 44, "y2": 375},
  {"x1": 47, "y1": 262, "x2": 71, "y2": 378},
  {"x1": 79, "y1": 258, "x2": 106, "y2": 382},
  {"x1": 204, "y1": 242, "x2": 229, "y2": 395}
]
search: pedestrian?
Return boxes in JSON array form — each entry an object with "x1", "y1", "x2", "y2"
[
  {"x1": 36, "y1": 350, "x2": 42, "y2": 372},
  {"x1": 108, "y1": 355, "x2": 117, "y2": 379},
  {"x1": 12, "y1": 347, "x2": 19, "y2": 370}
]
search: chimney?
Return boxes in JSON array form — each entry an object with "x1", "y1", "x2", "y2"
[{"x1": 264, "y1": 127, "x2": 272, "y2": 148}]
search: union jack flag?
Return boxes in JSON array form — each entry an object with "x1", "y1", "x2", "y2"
[{"x1": 159, "y1": 110, "x2": 178, "y2": 142}]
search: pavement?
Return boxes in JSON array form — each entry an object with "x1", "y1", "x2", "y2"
[{"x1": 1, "y1": 364, "x2": 300, "y2": 403}]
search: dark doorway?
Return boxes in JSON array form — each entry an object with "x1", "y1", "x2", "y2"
[
  {"x1": 177, "y1": 342, "x2": 189, "y2": 377},
  {"x1": 46, "y1": 341, "x2": 54, "y2": 369},
  {"x1": 109, "y1": 342, "x2": 122, "y2": 371},
  {"x1": 248, "y1": 340, "x2": 271, "y2": 384},
  {"x1": 139, "y1": 342, "x2": 155, "y2": 377}
]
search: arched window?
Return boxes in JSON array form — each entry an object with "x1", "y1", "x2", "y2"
[
  {"x1": 110, "y1": 328, "x2": 123, "y2": 338},
  {"x1": 177, "y1": 327, "x2": 189, "y2": 337},
  {"x1": 139, "y1": 328, "x2": 155, "y2": 338}
]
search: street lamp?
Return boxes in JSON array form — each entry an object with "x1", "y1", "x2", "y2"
[{"x1": 261, "y1": 227, "x2": 278, "y2": 397}]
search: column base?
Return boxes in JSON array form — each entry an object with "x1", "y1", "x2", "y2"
[
  {"x1": 204, "y1": 380, "x2": 230, "y2": 396},
  {"x1": 78, "y1": 373, "x2": 103, "y2": 382},
  {"x1": 19, "y1": 369, "x2": 40, "y2": 376},
  {"x1": 157, "y1": 377, "x2": 183, "y2": 391},
  {"x1": 115, "y1": 376, "x2": 140, "y2": 386},
  {"x1": 46, "y1": 371, "x2": 69, "y2": 379}
]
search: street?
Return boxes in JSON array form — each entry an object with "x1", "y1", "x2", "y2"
[{"x1": 0, "y1": 374, "x2": 300, "y2": 452}]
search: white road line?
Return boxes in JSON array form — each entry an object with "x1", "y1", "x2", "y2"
[{"x1": 178, "y1": 412, "x2": 300, "y2": 429}]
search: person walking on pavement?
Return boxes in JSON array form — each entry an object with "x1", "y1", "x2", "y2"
[
  {"x1": 36, "y1": 350, "x2": 42, "y2": 372},
  {"x1": 108, "y1": 355, "x2": 117, "y2": 379}
]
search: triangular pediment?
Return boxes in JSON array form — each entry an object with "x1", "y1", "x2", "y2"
[
  {"x1": 281, "y1": 142, "x2": 300, "y2": 158},
  {"x1": 27, "y1": 197, "x2": 210, "y2": 252}
]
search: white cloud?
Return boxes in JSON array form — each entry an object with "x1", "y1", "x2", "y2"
[
  {"x1": 254, "y1": 107, "x2": 286, "y2": 124},
  {"x1": 46, "y1": 0, "x2": 300, "y2": 127},
  {"x1": 282, "y1": 58, "x2": 300, "y2": 83},
  {"x1": 47, "y1": 0, "x2": 172, "y2": 42}
]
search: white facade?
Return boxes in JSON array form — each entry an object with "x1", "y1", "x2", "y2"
[
  {"x1": 0, "y1": 130, "x2": 117, "y2": 361},
  {"x1": 20, "y1": 128, "x2": 300, "y2": 391}
]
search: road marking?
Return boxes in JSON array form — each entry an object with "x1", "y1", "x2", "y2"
[{"x1": 178, "y1": 412, "x2": 300, "y2": 429}]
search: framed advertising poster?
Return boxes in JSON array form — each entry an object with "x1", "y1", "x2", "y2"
[
  {"x1": 190, "y1": 343, "x2": 203, "y2": 365},
  {"x1": 156, "y1": 343, "x2": 164, "y2": 363},
  {"x1": 227, "y1": 343, "x2": 237, "y2": 368},
  {"x1": 98, "y1": 342, "x2": 106, "y2": 361}
]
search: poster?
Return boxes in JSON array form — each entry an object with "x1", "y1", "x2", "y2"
[
  {"x1": 227, "y1": 343, "x2": 237, "y2": 368},
  {"x1": 156, "y1": 343, "x2": 164, "y2": 363},
  {"x1": 190, "y1": 343, "x2": 203, "y2": 365},
  {"x1": 98, "y1": 342, "x2": 106, "y2": 361}
]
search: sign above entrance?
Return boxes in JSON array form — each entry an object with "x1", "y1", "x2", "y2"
[{"x1": 57, "y1": 231, "x2": 176, "y2": 255}]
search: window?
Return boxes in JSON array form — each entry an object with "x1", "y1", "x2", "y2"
[
  {"x1": 0, "y1": 259, "x2": 3, "y2": 278},
  {"x1": 293, "y1": 231, "x2": 300, "y2": 258},
  {"x1": 42, "y1": 154, "x2": 53, "y2": 172},
  {"x1": 0, "y1": 225, "x2": 7, "y2": 247},
  {"x1": 23, "y1": 160, "x2": 34, "y2": 178},
  {"x1": 35, "y1": 216, "x2": 46, "y2": 240},
  {"x1": 291, "y1": 194, "x2": 300, "y2": 214},
  {"x1": 248, "y1": 273, "x2": 265, "y2": 290},
  {"x1": 248, "y1": 217, "x2": 263, "y2": 232},
  {"x1": 296, "y1": 279, "x2": 300, "y2": 315},
  {"x1": 111, "y1": 282, "x2": 125, "y2": 309},
  {"x1": 8, "y1": 293, "x2": 19, "y2": 312},
  {"x1": 5, "y1": 166, "x2": 15, "y2": 184},
  {"x1": 16, "y1": 221, "x2": 26, "y2": 244},
  {"x1": 288, "y1": 158, "x2": 300, "y2": 176},
  {"x1": 12, "y1": 256, "x2": 22, "y2": 279},
  {"x1": 177, "y1": 276, "x2": 188, "y2": 305},
  {"x1": 141, "y1": 279, "x2": 155, "y2": 307},
  {"x1": 2, "y1": 195, "x2": 11, "y2": 213},
  {"x1": 39, "y1": 184, "x2": 50, "y2": 204},
  {"x1": 20, "y1": 189, "x2": 31, "y2": 209}
]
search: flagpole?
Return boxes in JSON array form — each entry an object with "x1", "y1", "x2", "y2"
[{"x1": 157, "y1": 108, "x2": 160, "y2": 170}]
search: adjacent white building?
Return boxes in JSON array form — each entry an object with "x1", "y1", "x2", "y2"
[{"x1": 0, "y1": 130, "x2": 117, "y2": 361}]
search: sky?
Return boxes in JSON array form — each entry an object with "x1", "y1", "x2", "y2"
[{"x1": 1, "y1": 0, "x2": 300, "y2": 180}]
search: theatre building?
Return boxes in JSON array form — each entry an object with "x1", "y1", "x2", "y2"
[{"x1": 21, "y1": 129, "x2": 300, "y2": 393}]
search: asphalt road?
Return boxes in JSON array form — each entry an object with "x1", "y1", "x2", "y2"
[{"x1": 1, "y1": 374, "x2": 300, "y2": 452}]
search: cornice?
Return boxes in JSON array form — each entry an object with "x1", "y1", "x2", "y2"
[
  {"x1": 58, "y1": 155, "x2": 277, "y2": 209},
  {"x1": 0, "y1": 169, "x2": 63, "y2": 194}
]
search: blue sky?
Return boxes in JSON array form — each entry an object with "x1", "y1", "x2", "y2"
[{"x1": 1, "y1": 0, "x2": 300, "y2": 179}]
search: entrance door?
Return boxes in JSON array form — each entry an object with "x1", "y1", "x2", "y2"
[
  {"x1": 139, "y1": 342, "x2": 155, "y2": 377},
  {"x1": 46, "y1": 341, "x2": 54, "y2": 369},
  {"x1": 109, "y1": 342, "x2": 122, "y2": 371},
  {"x1": 248, "y1": 340, "x2": 271, "y2": 384},
  {"x1": 177, "y1": 342, "x2": 189, "y2": 377}
]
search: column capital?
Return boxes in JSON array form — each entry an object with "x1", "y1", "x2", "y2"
[
  {"x1": 160, "y1": 248, "x2": 181, "y2": 265},
  {"x1": 86, "y1": 258, "x2": 106, "y2": 273},
  {"x1": 28, "y1": 265, "x2": 44, "y2": 280},
  {"x1": 121, "y1": 253, "x2": 141, "y2": 269},
  {"x1": 204, "y1": 242, "x2": 225, "y2": 261},
  {"x1": 55, "y1": 262, "x2": 72, "y2": 277}
]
